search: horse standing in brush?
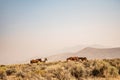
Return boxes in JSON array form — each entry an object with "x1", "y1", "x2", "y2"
[
  {"x1": 78, "y1": 57, "x2": 87, "y2": 61},
  {"x1": 30, "y1": 58, "x2": 47, "y2": 64},
  {"x1": 67, "y1": 56, "x2": 79, "y2": 61},
  {"x1": 66, "y1": 56, "x2": 87, "y2": 61}
]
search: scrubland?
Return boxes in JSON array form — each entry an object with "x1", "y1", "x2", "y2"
[{"x1": 0, "y1": 58, "x2": 120, "y2": 80}]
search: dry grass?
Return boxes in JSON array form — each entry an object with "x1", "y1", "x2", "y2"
[{"x1": 0, "y1": 58, "x2": 120, "y2": 80}]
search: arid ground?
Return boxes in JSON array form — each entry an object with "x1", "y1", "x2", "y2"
[{"x1": 0, "y1": 58, "x2": 120, "y2": 80}]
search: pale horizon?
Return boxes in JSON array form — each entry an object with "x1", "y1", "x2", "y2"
[{"x1": 0, "y1": 0, "x2": 120, "y2": 64}]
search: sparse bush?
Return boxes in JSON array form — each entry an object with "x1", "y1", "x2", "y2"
[
  {"x1": 70, "y1": 64, "x2": 86, "y2": 78},
  {"x1": 52, "y1": 68, "x2": 73, "y2": 80},
  {"x1": 0, "y1": 65, "x2": 6, "y2": 67},
  {"x1": 83, "y1": 61, "x2": 91, "y2": 67},
  {"x1": 16, "y1": 72, "x2": 25, "y2": 78},
  {"x1": 47, "y1": 64, "x2": 75, "y2": 80},
  {"x1": 109, "y1": 66, "x2": 119, "y2": 77},
  {"x1": 0, "y1": 66, "x2": 7, "y2": 79},
  {"x1": 0, "y1": 58, "x2": 120, "y2": 80},
  {"x1": 91, "y1": 60, "x2": 119, "y2": 77},
  {"x1": 34, "y1": 70, "x2": 46, "y2": 77},
  {"x1": 116, "y1": 65, "x2": 120, "y2": 75},
  {"x1": 6, "y1": 69, "x2": 16, "y2": 76},
  {"x1": 92, "y1": 68, "x2": 100, "y2": 77},
  {"x1": 0, "y1": 71, "x2": 7, "y2": 79}
]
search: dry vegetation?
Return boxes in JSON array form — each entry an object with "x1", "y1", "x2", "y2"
[{"x1": 0, "y1": 58, "x2": 120, "y2": 80}]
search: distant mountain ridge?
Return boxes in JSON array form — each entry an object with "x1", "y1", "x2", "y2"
[
  {"x1": 47, "y1": 47, "x2": 120, "y2": 61},
  {"x1": 55, "y1": 44, "x2": 107, "y2": 53}
]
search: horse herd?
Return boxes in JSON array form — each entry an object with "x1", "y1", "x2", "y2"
[{"x1": 30, "y1": 56, "x2": 87, "y2": 64}]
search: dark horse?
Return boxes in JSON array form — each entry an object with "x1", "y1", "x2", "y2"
[
  {"x1": 78, "y1": 57, "x2": 87, "y2": 61},
  {"x1": 67, "y1": 56, "x2": 79, "y2": 61},
  {"x1": 30, "y1": 58, "x2": 47, "y2": 64},
  {"x1": 30, "y1": 58, "x2": 41, "y2": 64},
  {"x1": 67, "y1": 56, "x2": 87, "y2": 61}
]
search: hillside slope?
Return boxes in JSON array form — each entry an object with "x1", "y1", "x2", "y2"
[
  {"x1": 0, "y1": 59, "x2": 120, "y2": 80},
  {"x1": 48, "y1": 47, "x2": 120, "y2": 61}
]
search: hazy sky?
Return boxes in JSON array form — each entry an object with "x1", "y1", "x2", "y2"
[{"x1": 0, "y1": 0, "x2": 120, "y2": 64}]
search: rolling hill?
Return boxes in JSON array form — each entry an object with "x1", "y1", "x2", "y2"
[{"x1": 47, "y1": 47, "x2": 120, "y2": 61}]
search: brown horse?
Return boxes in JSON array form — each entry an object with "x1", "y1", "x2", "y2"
[
  {"x1": 36, "y1": 58, "x2": 42, "y2": 62},
  {"x1": 67, "y1": 56, "x2": 87, "y2": 61},
  {"x1": 78, "y1": 57, "x2": 87, "y2": 61},
  {"x1": 30, "y1": 59, "x2": 39, "y2": 64},
  {"x1": 67, "y1": 56, "x2": 79, "y2": 61},
  {"x1": 30, "y1": 58, "x2": 47, "y2": 64}
]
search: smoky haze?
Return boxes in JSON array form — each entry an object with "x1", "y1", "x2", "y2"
[{"x1": 0, "y1": 0, "x2": 120, "y2": 64}]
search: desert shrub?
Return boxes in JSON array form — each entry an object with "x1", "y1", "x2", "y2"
[
  {"x1": 28, "y1": 72, "x2": 47, "y2": 80},
  {"x1": 0, "y1": 65, "x2": 6, "y2": 67},
  {"x1": 53, "y1": 68, "x2": 73, "y2": 80},
  {"x1": 101, "y1": 61, "x2": 119, "y2": 77},
  {"x1": 40, "y1": 66, "x2": 46, "y2": 70},
  {"x1": 47, "y1": 65, "x2": 74, "y2": 80},
  {"x1": 53, "y1": 68, "x2": 65, "y2": 80},
  {"x1": 0, "y1": 71, "x2": 6, "y2": 79},
  {"x1": 103, "y1": 59, "x2": 120, "y2": 67},
  {"x1": 64, "y1": 61, "x2": 79, "y2": 70},
  {"x1": 0, "y1": 66, "x2": 7, "y2": 71},
  {"x1": 109, "y1": 59, "x2": 120, "y2": 75},
  {"x1": 0, "y1": 66, "x2": 7, "y2": 79},
  {"x1": 109, "y1": 66, "x2": 119, "y2": 77},
  {"x1": 119, "y1": 67, "x2": 120, "y2": 75},
  {"x1": 16, "y1": 72, "x2": 25, "y2": 78},
  {"x1": 34, "y1": 69, "x2": 47, "y2": 77},
  {"x1": 91, "y1": 60, "x2": 119, "y2": 77},
  {"x1": 70, "y1": 64, "x2": 86, "y2": 78},
  {"x1": 6, "y1": 69, "x2": 16, "y2": 76},
  {"x1": 92, "y1": 68, "x2": 100, "y2": 76},
  {"x1": 45, "y1": 61, "x2": 60, "y2": 66},
  {"x1": 83, "y1": 61, "x2": 91, "y2": 67}
]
